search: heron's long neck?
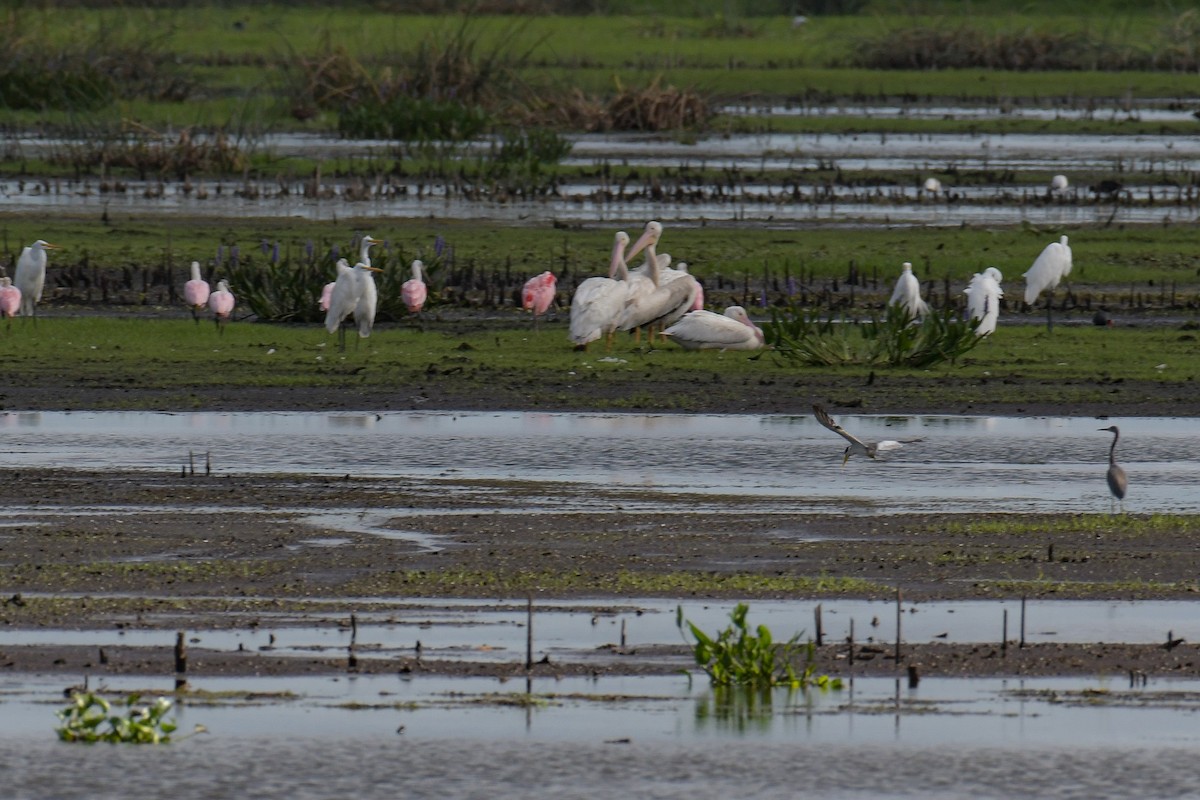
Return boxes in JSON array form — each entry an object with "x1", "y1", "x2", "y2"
[{"x1": 1108, "y1": 431, "x2": 1119, "y2": 465}]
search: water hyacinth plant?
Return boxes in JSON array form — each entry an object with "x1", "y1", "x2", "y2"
[
  {"x1": 677, "y1": 602, "x2": 842, "y2": 690},
  {"x1": 766, "y1": 303, "x2": 984, "y2": 368},
  {"x1": 56, "y1": 691, "x2": 205, "y2": 744}
]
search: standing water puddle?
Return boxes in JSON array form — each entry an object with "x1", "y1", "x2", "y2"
[{"x1": 1, "y1": 410, "x2": 1196, "y2": 513}]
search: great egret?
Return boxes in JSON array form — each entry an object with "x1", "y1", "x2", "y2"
[
  {"x1": 14, "y1": 239, "x2": 61, "y2": 318},
  {"x1": 324, "y1": 260, "x2": 381, "y2": 350},
  {"x1": 352, "y1": 235, "x2": 384, "y2": 339},
  {"x1": 621, "y1": 221, "x2": 700, "y2": 341},
  {"x1": 320, "y1": 258, "x2": 350, "y2": 314},
  {"x1": 1100, "y1": 425, "x2": 1127, "y2": 510},
  {"x1": 1023, "y1": 235, "x2": 1072, "y2": 331},
  {"x1": 813, "y1": 404, "x2": 913, "y2": 465},
  {"x1": 569, "y1": 231, "x2": 632, "y2": 350},
  {"x1": 0, "y1": 276, "x2": 20, "y2": 327},
  {"x1": 521, "y1": 270, "x2": 557, "y2": 328},
  {"x1": 662, "y1": 305, "x2": 764, "y2": 350},
  {"x1": 208, "y1": 280, "x2": 235, "y2": 334},
  {"x1": 401, "y1": 260, "x2": 427, "y2": 314},
  {"x1": 888, "y1": 261, "x2": 929, "y2": 319},
  {"x1": 964, "y1": 267, "x2": 1004, "y2": 336},
  {"x1": 183, "y1": 261, "x2": 210, "y2": 323},
  {"x1": 357, "y1": 234, "x2": 382, "y2": 267}
]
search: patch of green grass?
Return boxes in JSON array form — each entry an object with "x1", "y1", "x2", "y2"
[
  {"x1": 941, "y1": 514, "x2": 1200, "y2": 537},
  {"x1": 976, "y1": 577, "x2": 1200, "y2": 597}
]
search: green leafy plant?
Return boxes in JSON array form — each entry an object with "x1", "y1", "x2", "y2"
[
  {"x1": 677, "y1": 602, "x2": 842, "y2": 690},
  {"x1": 56, "y1": 691, "x2": 205, "y2": 744},
  {"x1": 765, "y1": 303, "x2": 983, "y2": 368}
]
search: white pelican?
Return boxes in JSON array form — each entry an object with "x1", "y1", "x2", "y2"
[
  {"x1": 14, "y1": 239, "x2": 60, "y2": 317},
  {"x1": 1023, "y1": 235, "x2": 1072, "y2": 330},
  {"x1": 964, "y1": 267, "x2": 1004, "y2": 336},
  {"x1": 887, "y1": 261, "x2": 929, "y2": 319},
  {"x1": 813, "y1": 404, "x2": 915, "y2": 466},
  {"x1": 207, "y1": 280, "x2": 235, "y2": 334},
  {"x1": 183, "y1": 261, "x2": 210, "y2": 323},
  {"x1": 569, "y1": 231, "x2": 631, "y2": 350},
  {"x1": 620, "y1": 221, "x2": 700, "y2": 341},
  {"x1": 402, "y1": 260, "x2": 427, "y2": 314},
  {"x1": 663, "y1": 305, "x2": 764, "y2": 350}
]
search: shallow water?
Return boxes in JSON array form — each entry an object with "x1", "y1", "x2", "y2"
[{"x1": 1, "y1": 410, "x2": 1193, "y2": 514}]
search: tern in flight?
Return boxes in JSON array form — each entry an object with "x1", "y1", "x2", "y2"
[{"x1": 813, "y1": 404, "x2": 917, "y2": 465}]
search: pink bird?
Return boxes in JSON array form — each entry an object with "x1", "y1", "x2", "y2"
[
  {"x1": 402, "y1": 260, "x2": 427, "y2": 314},
  {"x1": 0, "y1": 276, "x2": 21, "y2": 325},
  {"x1": 183, "y1": 261, "x2": 210, "y2": 324},
  {"x1": 522, "y1": 270, "x2": 557, "y2": 328},
  {"x1": 208, "y1": 279, "x2": 235, "y2": 334},
  {"x1": 318, "y1": 282, "x2": 335, "y2": 312}
]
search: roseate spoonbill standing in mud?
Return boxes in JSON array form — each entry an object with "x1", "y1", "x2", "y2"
[
  {"x1": 183, "y1": 261, "x2": 211, "y2": 323},
  {"x1": 208, "y1": 280, "x2": 235, "y2": 334},
  {"x1": 522, "y1": 270, "x2": 557, "y2": 329},
  {"x1": 402, "y1": 260, "x2": 427, "y2": 315}
]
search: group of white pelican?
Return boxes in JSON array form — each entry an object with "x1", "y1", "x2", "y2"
[
  {"x1": 568, "y1": 220, "x2": 764, "y2": 352},
  {"x1": 887, "y1": 234, "x2": 1073, "y2": 335}
]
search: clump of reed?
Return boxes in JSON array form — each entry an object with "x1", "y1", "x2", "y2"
[
  {"x1": 0, "y1": 12, "x2": 195, "y2": 111},
  {"x1": 49, "y1": 126, "x2": 247, "y2": 181}
]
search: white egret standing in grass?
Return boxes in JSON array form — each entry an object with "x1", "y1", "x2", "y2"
[
  {"x1": 813, "y1": 404, "x2": 917, "y2": 466},
  {"x1": 325, "y1": 260, "x2": 381, "y2": 350},
  {"x1": 569, "y1": 231, "x2": 631, "y2": 351},
  {"x1": 1023, "y1": 235, "x2": 1072, "y2": 331},
  {"x1": 964, "y1": 267, "x2": 1004, "y2": 336},
  {"x1": 662, "y1": 305, "x2": 764, "y2": 351},
  {"x1": 183, "y1": 261, "x2": 210, "y2": 324},
  {"x1": 14, "y1": 239, "x2": 60, "y2": 318},
  {"x1": 887, "y1": 261, "x2": 929, "y2": 319},
  {"x1": 207, "y1": 280, "x2": 235, "y2": 334},
  {"x1": 1099, "y1": 425, "x2": 1127, "y2": 512}
]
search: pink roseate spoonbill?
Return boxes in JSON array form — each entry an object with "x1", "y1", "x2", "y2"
[
  {"x1": 888, "y1": 261, "x2": 929, "y2": 320},
  {"x1": 207, "y1": 280, "x2": 235, "y2": 334},
  {"x1": 401, "y1": 260, "x2": 427, "y2": 314},
  {"x1": 621, "y1": 221, "x2": 700, "y2": 342},
  {"x1": 522, "y1": 270, "x2": 557, "y2": 328},
  {"x1": 319, "y1": 258, "x2": 351, "y2": 313},
  {"x1": 663, "y1": 305, "x2": 764, "y2": 351},
  {"x1": 569, "y1": 231, "x2": 632, "y2": 350},
  {"x1": 1099, "y1": 425, "x2": 1127, "y2": 512},
  {"x1": 1023, "y1": 235, "x2": 1072, "y2": 331},
  {"x1": 183, "y1": 261, "x2": 210, "y2": 323},
  {"x1": 964, "y1": 267, "x2": 1004, "y2": 336},
  {"x1": 676, "y1": 263, "x2": 704, "y2": 310},
  {"x1": 813, "y1": 404, "x2": 917, "y2": 466},
  {"x1": 0, "y1": 276, "x2": 21, "y2": 329},
  {"x1": 14, "y1": 239, "x2": 61, "y2": 318}
]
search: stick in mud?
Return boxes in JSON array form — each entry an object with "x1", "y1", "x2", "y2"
[
  {"x1": 348, "y1": 612, "x2": 358, "y2": 670},
  {"x1": 1020, "y1": 595, "x2": 1027, "y2": 649},
  {"x1": 894, "y1": 589, "x2": 902, "y2": 663},
  {"x1": 525, "y1": 595, "x2": 534, "y2": 670},
  {"x1": 815, "y1": 603, "x2": 823, "y2": 647},
  {"x1": 1002, "y1": 609, "x2": 1008, "y2": 657},
  {"x1": 848, "y1": 618, "x2": 855, "y2": 667},
  {"x1": 174, "y1": 631, "x2": 188, "y2": 690}
]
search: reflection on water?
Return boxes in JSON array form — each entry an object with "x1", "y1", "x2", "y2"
[{"x1": 2, "y1": 410, "x2": 1198, "y2": 514}]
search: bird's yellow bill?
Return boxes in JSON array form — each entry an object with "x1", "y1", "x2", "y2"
[
  {"x1": 365, "y1": 266, "x2": 383, "y2": 273},
  {"x1": 841, "y1": 452, "x2": 850, "y2": 467}
]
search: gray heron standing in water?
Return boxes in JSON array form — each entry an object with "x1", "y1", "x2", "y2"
[{"x1": 1099, "y1": 425, "x2": 1127, "y2": 511}]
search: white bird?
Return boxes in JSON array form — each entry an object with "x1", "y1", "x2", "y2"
[
  {"x1": 620, "y1": 221, "x2": 700, "y2": 341},
  {"x1": 183, "y1": 261, "x2": 210, "y2": 323},
  {"x1": 964, "y1": 267, "x2": 1004, "y2": 336},
  {"x1": 357, "y1": 234, "x2": 382, "y2": 267},
  {"x1": 1024, "y1": 235, "x2": 1072, "y2": 330},
  {"x1": 324, "y1": 259, "x2": 381, "y2": 350},
  {"x1": 663, "y1": 306, "x2": 764, "y2": 351},
  {"x1": 887, "y1": 261, "x2": 929, "y2": 319},
  {"x1": 813, "y1": 404, "x2": 914, "y2": 466},
  {"x1": 319, "y1": 258, "x2": 351, "y2": 313},
  {"x1": 923, "y1": 177, "x2": 942, "y2": 196},
  {"x1": 354, "y1": 261, "x2": 382, "y2": 339},
  {"x1": 569, "y1": 231, "x2": 632, "y2": 350},
  {"x1": 1050, "y1": 174, "x2": 1069, "y2": 194},
  {"x1": 14, "y1": 239, "x2": 60, "y2": 317}
]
